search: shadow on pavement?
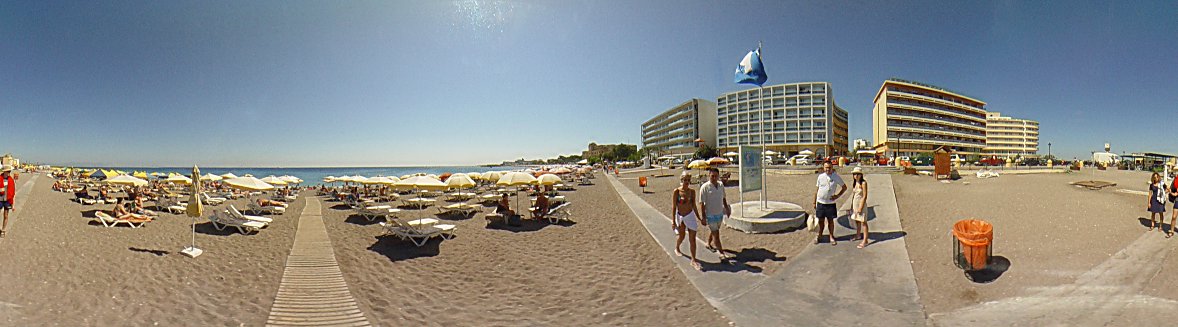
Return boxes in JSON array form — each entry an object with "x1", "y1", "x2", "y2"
[
  {"x1": 1137, "y1": 217, "x2": 1170, "y2": 231},
  {"x1": 966, "y1": 255, "x2": 1011, "y2": 283}
]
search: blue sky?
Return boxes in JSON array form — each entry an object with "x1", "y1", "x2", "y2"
[{"x1": 2, "y1": 1, "x2": 1175, "y2": 167}]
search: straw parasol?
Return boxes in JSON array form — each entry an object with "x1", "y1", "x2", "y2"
[{"x1": 105, "y1": 175, "x2": 149, "y2": 187}]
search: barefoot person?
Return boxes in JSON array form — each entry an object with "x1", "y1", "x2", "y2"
[
  {"x1": 671, "y1": 172, "x2": 703, "y2": 270},
  {"x1": 699, "y1": 168, "x2": 731, "y2": 258},
  {"x1": 1149, "y1": 172, "x2": 1166, "y2": 232},
  {"x1": 0, "y1": 166, "x2": 15, "y2": 238},
  {"x1": 849, "y1": 167, "x2": 870, "y2": 248},
  {"x1": 813, "y1": 161, "x2": 846, "y2": 245}
]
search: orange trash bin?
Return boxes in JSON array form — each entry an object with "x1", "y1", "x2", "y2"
[{"x1": 952, "y1": 219, "x2": 993, "y2": 271}]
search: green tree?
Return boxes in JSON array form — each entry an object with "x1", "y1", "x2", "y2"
[
  {"x1": 694, "y1": 144, "x2": 718, "y2": 160},
  {"x1": 1043, "y1": 154, "x2": 1056, "y2": 161}
]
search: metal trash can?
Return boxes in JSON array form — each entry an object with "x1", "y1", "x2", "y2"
[{"x1": 952, "y1": 219, "x2": 993, "y2": 271}]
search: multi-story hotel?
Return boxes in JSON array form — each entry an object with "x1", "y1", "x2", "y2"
[
  {"x1": 983, "y1": 112, "x2": 1039, "y2": 157},
  {"x1": 640, "y1": 98, "x2": 717, "y2": 160},
  {"x1": 872, "y1": 79, "x2": 988, "y2": 156},
  {"x1": 715, "y1": 82, "x2": 849, "y2": 158}
]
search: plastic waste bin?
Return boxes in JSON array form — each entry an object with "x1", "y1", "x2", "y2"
[{"x1": 952, "y1": 219, "x2": 993, "y2": 271}]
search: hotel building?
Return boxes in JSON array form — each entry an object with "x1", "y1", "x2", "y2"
[
  {"x1": 715, "y1": 82, "x2": 849, "y2": 157},
  {"x1": 640, "y1": 99, "x2": 717, "y2": 160},
  {"x1": 983, "y1": 112, "x2": 1039, "y2": 157},
  {"x1": 872, "y1": 79, "x2": 988, "y2": 156}
]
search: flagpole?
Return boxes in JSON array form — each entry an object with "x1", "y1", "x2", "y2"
[{"x1": 758, "y1": 41, "x2": 767, "y2": 210}]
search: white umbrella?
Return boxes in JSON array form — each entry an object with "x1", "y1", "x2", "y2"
[
  {"x1": 496, "y1": 172, "x2": 538, "y2": 214},
  {"x1": 165, "y1": 174, "x2": 192, "y2": 185},
  {"x1": 466, "y1": 172, "x2": 483, "y2": 181},
  {"x1": 363, "y1": 176, "x2": 398, "y2": 185},
  {"x1": 279, "y1": 175, "x2": 302, "y2": 184},
  {"x1": 764, "y1": 150, "x2": 779, "y2": 156},
  {"x1": 481, "y1": 171, "x2": 502, "y2": 182},
  {"x1": 200, "y1": 173, "x2": 222, "y2": 182},
  {"x1": 219, "y1": 172, "x2": 238, "y2": 179},
  {"x1": 260, "y1": 176, "x2": 288, "y2": 186},
  {"x1": 799, "y1": 149, "x2": 814, "y2": 155},
  {"x1": 349, "y1": 175, "x2": 369, "y2": 184},
  {"x1": 576, "y1": 159, "x2": 589, "y2": 165},
  {"x1": 535, "y1": 173, "x2": 563, "y2": 186},
  {"x1": 445, "y1": 174, "x2": 476, "y2": 190},
  {"x1": 105, "y1": 175, "x2": 149, "y2": 187},
  {"x1": 223, "y1": 176, "x2": 275, "y2": 191},
  {"x1": 393, "y1": 175, "x2": 447, "y2": 191},
  {"x1": 723, "y1": 151, "x2": 739, "y2": 157}
]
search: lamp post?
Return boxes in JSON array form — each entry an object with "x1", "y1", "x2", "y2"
[{"x1": 1048, "y1": 142, "x2": 1052, "y2": 157}]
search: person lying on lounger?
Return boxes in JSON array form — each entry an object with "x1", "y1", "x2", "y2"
[{"x1": 257, "y1": 198, "x2": 285, "y2": 207}]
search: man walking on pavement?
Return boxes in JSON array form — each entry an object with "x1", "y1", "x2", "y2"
[
  {"x1": 700, "y1": 167, "x2": 732, "y2": 259},
  {"x1": 0, "y1": 165, "x2": 16, "y2": 238}
]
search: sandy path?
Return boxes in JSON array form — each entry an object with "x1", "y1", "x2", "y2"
[{"x1": 322, "y1": 175, "x2": 728, "y2": 326}]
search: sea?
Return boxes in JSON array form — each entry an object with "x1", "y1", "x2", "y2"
[{"x1": 91, "y1": 166, "x2": 526, "y2": 185}]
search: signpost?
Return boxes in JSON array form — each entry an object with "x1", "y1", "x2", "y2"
[{"x1": 739, "y1": 146, "x2": 763, "y2": 217}]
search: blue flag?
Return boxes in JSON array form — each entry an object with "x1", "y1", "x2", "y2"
[{"x1": 734, "y1": 48, "x2": 767, "y2": 86}]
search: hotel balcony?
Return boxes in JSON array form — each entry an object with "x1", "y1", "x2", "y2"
[
  {"x1": 888, "y1": 91, "x2": 986, "y2": 115},
  {"x1": 889, "y1": 125, "x2": 986, "y2": 141},
  {"x1": 888, "y1": 102, "x2": 987, "y2": 124},
  {"x1": 887, "y1": 113, "x2": 985, "y2": 132}
]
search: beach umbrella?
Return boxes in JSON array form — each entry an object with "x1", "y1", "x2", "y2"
[
  {"x1": 89, "y1": 170, "x2": 110, "y2": 180},
  {"x1": 219, "y1": 172, "x2": 238, "y2": 179},
  {"x1": 576, "y1": 159, "x2": 589, "y2": 165},
  {"x1": 799, "y1": 149, "x2": 814, "y2": 155},
  {"x1": 363, "y1": 176, "x2": 398, "y2": 185},
  {"x1": 496, "y1": 172, "x2": 538, "y2": 214},
  {"x1": 165, "y1": 174, "x2": 192, "y2": 185},
  {"x1": 105, "y1": 175, "x2": 149, "y2": 187},
  {"x1": 535, "y1": 173, "x2": 563, "y2": 186},
  {"x1": 723, "y1": 151, "x2": 739, "y2": 157},
  {"x1": 466, "y1": 172, "x2": 483, "y2": 181},
  {"x1": 223, "y1": 176, "x2": 275, "y2": 191},
  {"x1": 439, "y1": 172, "x2": 453, "y2": 182},
  {"x1": 764, "y1": 150, "x2": 779, "y2": 156},
  {"x1": 481, "y1": 171, "x2": 502, "y2": 182},
  {"x1": 393, "y1": 175, "x2": 448, "y2": 191},
  {"x1": 551, "y1": 167, "x2": 573, "y2": 174},
  {"x1": 708, "y1": 157, "x2": 731, "y2": 166},
  {"x1": 151, "y1": 172, "x2": 166, "y2": 178},
  {"x1": 133, "y1": 171, "x2": 148, "y2": 179},
  {"x1": 445, "y1": 174, "x2": 476, "y2": 190},
  {"x1": 279, "y1": 175, "x2": 302, "y2": 184},
  {"x1": 687, "y1": 160, "x2": 710, "y2": 170},
  {"x1": 200, "y1": 173, "x2": 222, "y2": 182},
  {"x1": 323, "y1": 176, "x2": 337, "y2": 184},
  {"x1": 260, "y1": 176, "x2": 288, "y2": 186},
  {"x1": 181, "y1": 165, "x2": 204, "y2": 258}
]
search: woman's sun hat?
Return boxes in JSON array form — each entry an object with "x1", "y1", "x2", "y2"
[{"x1": 851, "y1": 167, "x2": 863, "y2": 174}]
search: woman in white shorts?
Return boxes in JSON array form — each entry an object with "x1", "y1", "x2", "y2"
[{"x1": 671, "y1": 172, "x2": 703, "y2": 270}]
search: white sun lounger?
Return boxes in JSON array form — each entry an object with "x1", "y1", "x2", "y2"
[
  {"x1": 542, "y1": 202, "x2": 573, "y2": 224},
  {"x1": 208, "y1": 210, "x2": 265, "y2": 234},
  {"x1": 356, "y1": 205, "x2": 399, "y2": 222},
  {"x1": 202, "y1": 193, "x2": 227, "y2": 205},
  {"x1": 248, "y1": 202, "x2": 286, "y2": 215},
  {"x1": 228, "y1": 205, "x2": 273, "y2": 224},
  {"x1": 379, "y1": 219, "x2": 455, "y2": 247}
]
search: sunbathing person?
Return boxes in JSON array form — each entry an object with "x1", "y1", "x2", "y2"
[
  {"x1": 132, "y1": 196, "x2": 158, "y2": 217},
  {"x1": 257, "y1": 198, "x2": 286, "y2": 207},
  {"x1": 114, "y1": 198, "x2": 152, "y2": 221},
  {"x1": 531, "y1": 192, "x2": 550, "y2": 219}
]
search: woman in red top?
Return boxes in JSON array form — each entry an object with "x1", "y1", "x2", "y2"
[{"x1": 0, "y1": 166, "x2": 16, "y2": 238}]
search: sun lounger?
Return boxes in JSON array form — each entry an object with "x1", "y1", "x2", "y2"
[
  {"x1": 543, "y1": 202, "x2": 573, "y2": 224},
  {"x1": 379, "y1": 219, "x2": 455, "y2": 246},
  {"x1": 93, "y1": 211, "x2": 150, "y2": 228},
  {"x1": 227, "y1": 205, "x2": 273, "y2": 224},
  {"x1": 248, "y1": 202, "x2": 286, "y2": 215},
  {"x1": 74, "y1": 191, "x2": 97, "y2": 205},
  {"x1": 208, "y1": 210, "x2": 265, "y2": 234},
  {"x1": 356, "y1": 205, "x2": 400, "y2": 222},
  {"x1": 201, "y1": 193, "x2": 226, "y2": 205}
]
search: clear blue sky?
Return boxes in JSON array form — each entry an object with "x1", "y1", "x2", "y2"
[{"x1": 3, "y1": 1, "x2": 1175, "y2": 167}]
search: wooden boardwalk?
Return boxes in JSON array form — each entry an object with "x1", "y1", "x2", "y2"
[{"x1": 267, "y1": 198, "x2": 370, "y2": 327}]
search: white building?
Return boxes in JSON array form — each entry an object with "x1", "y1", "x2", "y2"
[
  {"x1": 983, "y1": 112, "x2": 1039, "y2": 157},
  {"x1": 715, "y1": 82, "x2": 849, "y2": 158},
  {"x1": 640, "y1": 98, "x2": 717, "y2": 160}
]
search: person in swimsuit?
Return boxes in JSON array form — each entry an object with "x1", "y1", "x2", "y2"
[{"x1": 671, "y1": 172, "x2": 704, "y2": 270}]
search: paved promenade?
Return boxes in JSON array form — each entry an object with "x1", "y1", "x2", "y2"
[{"x1": 606, "y1": 173, "x2": 926, "y2": 326}]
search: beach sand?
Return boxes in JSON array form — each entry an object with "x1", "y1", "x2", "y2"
[
  {"x1": 617, "y1": 169, "x2": 816, "y2": 275},
  {"x1": 0, "y1": 176, "x2": 299, "y2": 325},
  {"x1": 321, "y1": 175, "x2": 728, "y2": 326},
  {"x1": 894, "y1": 169, "x2": 1164, "y2": 314}
]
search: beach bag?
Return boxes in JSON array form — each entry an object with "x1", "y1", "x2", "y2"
[{"x1": 806, "y1": 213, "x2": 819, "y2": 232}]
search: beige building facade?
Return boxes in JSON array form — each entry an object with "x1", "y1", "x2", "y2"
[
  {"x1": 872, "y1": 79, "x2": 988, "y2": 156},
  {"x1": 983, "y1": 112, "x2": 1039, "y2": 157}
]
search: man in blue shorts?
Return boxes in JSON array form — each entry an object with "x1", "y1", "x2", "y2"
[
  {"x1": 700, "y1": 167, "x2": 731, "y2": 258},
  {"x1": 813, "y1": 161, "x2": 846, "y2": 245}
]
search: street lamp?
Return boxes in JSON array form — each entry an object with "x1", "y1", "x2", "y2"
[{"x1": 1048, "y1": 142, "x2": 1052, "y2": 157}]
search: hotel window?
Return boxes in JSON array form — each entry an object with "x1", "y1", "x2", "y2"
[
  {"x1": 786, "y1": 121, "x2": 798, "y2": 131},
  {"x1": 787, "y1": 133, "x2": 799, "y2": 142},
  {"x1": 786, "y1": 98, "x2": 798, "y2": 107},
  {"x1": 800, "y1": 134, "x2": 812, "y2": 143},
  {"x1": 786, "y1": 86, "x2": 798, "y2": 95},
  {"x1": 786, "y1": 109, "x2": 798, "y2": 119},
  {"x1": 814, "y1": 133, "x2": 826, "y2": 142},
  {"x1": 799, "y1": 85, "x2": 811, "y2": 94},
  {"x1": 800, "y1": 97, "x2": 811, "y2": 106},
  {"x1": 800, "y1": 108, "x2": 811, "y2": 117},
  {"x1": 813, "y1": 96, "x2": 825, "y2": 106},
  {"x1": 813, "y1": 84, "x2": 826, "y2": 93},
  {"x1": 772, "y1": 87, "x2": 784, "y2": 96},
  {"x1": 738, "y1": 93, "x2": 747, "y2": 102},
  {"x1": 813, "y1": 108, "x2": 825, "y2": 117},
  {"x1": 773, "y1": 99, "x2": 784, "y2": 108},
  {"x1": 800, "y1": 121, "x2": 812, "y2": 130},
  {"x1": 814, "y1": 120, "x2": 826, "y2": 129},
  {"x1": 773, "y1": 110, "x2": 785, "y2": 120}
]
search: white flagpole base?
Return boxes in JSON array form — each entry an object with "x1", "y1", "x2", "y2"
[{"x1": 180, "y1": 247, "x2": 204, "y2": 258}]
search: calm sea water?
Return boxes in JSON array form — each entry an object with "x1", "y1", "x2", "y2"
[{"x1": 96, "y1": 166, "x2": 526, "y2": 185}]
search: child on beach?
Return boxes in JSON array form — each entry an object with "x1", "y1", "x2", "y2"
[
  {"x1": 672, "y1": 172, "x2": 704, "y2": 270},
  {"x1": 1148, "y1": 173, "x2": 1166, "y2": 233}
]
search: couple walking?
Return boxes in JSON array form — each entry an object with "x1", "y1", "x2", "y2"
[
  {"x1": 670, "y1": 167, "x2": 730, "y2": 270},
  {"x1": 813, "y1": 162, "x2": 871, "y2": 248},
  {"x1": 1146, "y1": 172, "x2": 1178, "y2": 237}
]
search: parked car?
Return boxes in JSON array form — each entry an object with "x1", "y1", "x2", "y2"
[
  {"x1": 950, "y1": 154, "x2": 965, "y2": 164},
  {"x1": 787, "y1": 154, "x2": 811, "y2": 165},
  {"x1": 911, "y1": 156, "x2": 934, "y2": 166},
  {"x1": 1021, "y1": 158, "x2": 1042, "y2": 166},
  {"x1": 979, "y1": 157, "x2": 1005, "y2": 166}
]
